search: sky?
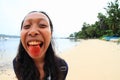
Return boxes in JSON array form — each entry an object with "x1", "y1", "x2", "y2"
[{"x1": 0, "y1": 0, "x2": 114, "y2": 37}]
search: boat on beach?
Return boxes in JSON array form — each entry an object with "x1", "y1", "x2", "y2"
[{"x1": 102, "y1": 36, "x2": 120, "y2": 42}]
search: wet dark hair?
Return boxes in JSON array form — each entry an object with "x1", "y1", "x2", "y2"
[{"x1": 13, "y1": 11, "x2": 63, "y2": 80}]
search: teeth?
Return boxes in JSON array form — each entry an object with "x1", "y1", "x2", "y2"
[{"x1": 28, "y1": 41, "x2": 40, "y2": 46}]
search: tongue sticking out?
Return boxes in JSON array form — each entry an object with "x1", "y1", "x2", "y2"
[{"x1": 29, "y1": 45, "x2": 41, "y2": 56}]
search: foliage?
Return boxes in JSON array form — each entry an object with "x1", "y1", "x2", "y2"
[{"x1": 69, "y1": 0, "x2": 120, "y2": 39}]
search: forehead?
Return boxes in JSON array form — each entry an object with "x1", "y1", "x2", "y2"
[{"x1": 24, "y1": 12, "x2": 49, "y2": 22}]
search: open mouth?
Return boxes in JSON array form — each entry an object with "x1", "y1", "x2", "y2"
[
  {"x1": 27, "y1": 40, "x2": 44, "y2": 56},
  {"x1": 27, "y1": 40, "x2": 43, "y2": 47}
]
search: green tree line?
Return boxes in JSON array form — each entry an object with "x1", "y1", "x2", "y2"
[{"x1": 69, "y1": 0, "x2": 120, "y2": 39}]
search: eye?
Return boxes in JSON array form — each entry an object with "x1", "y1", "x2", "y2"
[
  {"x1": 39, "y1": 23, "x2": 47, "y2": 28},
  {"x1": 23, "y1": 24, "x2": 31, "y2": 29}
]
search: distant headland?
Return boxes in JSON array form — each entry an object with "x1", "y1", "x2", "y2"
[{"x1": 0, "y1": 34, "x2": 20, "y2": 40}]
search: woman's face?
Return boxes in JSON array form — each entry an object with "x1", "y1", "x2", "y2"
[{"x1": 21, "y1": 12, "x2": 52, "y2": 60}]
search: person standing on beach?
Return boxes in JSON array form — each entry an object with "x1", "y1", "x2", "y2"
[{"x1": 13, "y1": 11, "x2": 68, "y2": 80}]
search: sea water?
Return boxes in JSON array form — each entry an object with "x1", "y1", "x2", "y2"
[{"x1": 0, "y1": 38, "x2": 80, "y2": 69}]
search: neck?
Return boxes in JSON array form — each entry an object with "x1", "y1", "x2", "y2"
[
  {"x1": 34, "y1": 57, "x2": 45, "y2": 69},
  {"x1": 34, "y1": 59, "x2": 45, "y2": 80}
]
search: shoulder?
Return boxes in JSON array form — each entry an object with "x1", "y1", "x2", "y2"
[
  {"x1": 13, "y1": 58, "x2": 17, "y2": 75},
  {"x1": 13, "y1": 58, "x2": 16, "y2": 68},
  {"x1": 56, "y1": 57, "x2": 68, "y2": 78},
  {"x1": 56, "y1": 57, "x2": 68, "y2": 68}
]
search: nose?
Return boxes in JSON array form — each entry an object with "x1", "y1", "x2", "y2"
[{"x1": 28, "y1": 27, "x2": 39, "y2": 37}]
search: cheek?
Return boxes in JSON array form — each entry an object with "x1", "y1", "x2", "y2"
[
  {"x1": 43, "y1": 29, "x2": 52, "y2": 43},
  {"x1": 20, "y1": 31, "x2": 25, "y2": 41},
  {"x1": 20, "y1": 30, "x2": 27, "y2": 47},
  {"x1": 47, "y1": 29, "x2": 52, "y2": 39}
]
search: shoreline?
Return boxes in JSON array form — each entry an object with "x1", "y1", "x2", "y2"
[{"x1": 0, "y1": 39, "x2": 120, "y2": 80}]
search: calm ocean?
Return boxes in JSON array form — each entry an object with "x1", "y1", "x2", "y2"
[{"x1": 0, "y1": 38, "x2": 80, "y2": 69}]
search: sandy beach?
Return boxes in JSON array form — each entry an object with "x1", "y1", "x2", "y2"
[
  {"x1": 0, "y1": 39, "x2": 120, "y2": 80},
  {"x1": 59, "y1": 39, "x2": 120, "y2": 80}
]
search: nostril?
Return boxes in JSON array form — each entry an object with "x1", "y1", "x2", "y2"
[{"x1": 29, "y1": 31, "x2": 39, "y2": 37}]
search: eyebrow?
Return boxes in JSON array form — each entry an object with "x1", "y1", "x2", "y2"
[
  {"x1": 24, "y1": 17, "x2": 48, "y2": 22},
  {"x1": 23, "y1": 18, "x2": 50, "y2": 26},
  {"x1": 23, "y1": 18, "x2": 50, "y2": 27}
]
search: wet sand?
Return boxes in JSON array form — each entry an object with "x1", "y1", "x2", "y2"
[
  {"x1": 0, "y1": 39, "x2": 120, "y2": 80},
  {"x1": 0, "y1": 68, "x2": 16, "y2": 80}
]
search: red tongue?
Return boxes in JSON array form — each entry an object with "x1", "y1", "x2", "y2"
[{"x1": 29, "y1": 45, "x2": 41, "y2": 56}]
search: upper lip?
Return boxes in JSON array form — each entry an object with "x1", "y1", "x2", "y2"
[
  {"x1": 28, "y1": 41, "x2": 41, "y2": 46},
  {"x1": 27, "y1": 39, "x2": 43, "y2": 46}
]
